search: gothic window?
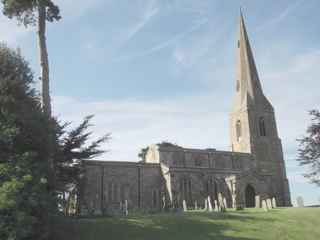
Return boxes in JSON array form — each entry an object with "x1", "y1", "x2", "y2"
[
  {"x1": 236, "y1": 80, "x2": 240, "y2": 92},
  {"x1": 152, "y1": 190, "x2": 158, "y2": 208},
  {"x1": 108, "y1": 183, "x2": 113, "y2": 202},
  {"x1": 259, "y1": 117, "x2": 266, "y2": 136},
  {"x1": 112, "y1": 183, "x2": 119, "y2": 202},
  {"x1": 195, "y1": 158, "x2": 202, "y2": 167},
  {"x1": 236, "y1": 120, "x2": 242, "y2": 142}
]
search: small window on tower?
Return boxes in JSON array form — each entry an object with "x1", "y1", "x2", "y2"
[
  {"x1": 236, "y1": 120, "x2": 242, "y2": 142},
  {"x1": 236, "y1": 80, "x2": 240, "y2": 91},
  {"x1": 238, "y1": 40, "x2": 240, "y2": 48},
  {"x1": 259, "y1": 117, "x2": 266, "y2": 136}
]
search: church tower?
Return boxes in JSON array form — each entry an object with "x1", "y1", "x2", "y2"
[{"x1": 230, "y1": 11, "x2": 291, "y2": 206}]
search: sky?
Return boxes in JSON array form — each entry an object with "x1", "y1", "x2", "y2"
[{"x1": 1, "y1": 0, "x2": 319, "y2": 206}]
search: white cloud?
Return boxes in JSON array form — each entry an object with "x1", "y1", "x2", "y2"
[{"x1": 53, "y1": 94, "x2": 229, "y2": 161}]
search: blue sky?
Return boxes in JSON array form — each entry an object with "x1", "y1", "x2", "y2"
[{"x1": 1, "y1": 0, "x2": 320, "y2": 205}]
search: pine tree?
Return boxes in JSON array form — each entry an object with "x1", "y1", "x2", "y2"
[{"x1": 297, "y1": 110, "x2": 320, "y2": 186}]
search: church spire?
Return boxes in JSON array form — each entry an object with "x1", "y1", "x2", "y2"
[{"x1": 235, "y1": 11, "x2": 271, "y2": 110}]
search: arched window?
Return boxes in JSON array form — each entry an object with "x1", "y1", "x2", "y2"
[
  {"x1": 236, "y1": 120, "x2": 242, "y2": 142},
  {"x1": 259, "y1": 117, "x2": 266, "y2": 136}
]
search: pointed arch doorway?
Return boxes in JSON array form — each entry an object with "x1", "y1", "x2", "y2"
[{"x1": 245, "y1": 184, "x2": 255, "y2": 208}]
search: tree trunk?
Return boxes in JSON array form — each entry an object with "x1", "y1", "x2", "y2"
[
  {"x1": 37, "y1": 1, "x2": 52, "y2": 117},
  {"x1": 37, "y1": 1, "x2": 55, "y2": 187}
]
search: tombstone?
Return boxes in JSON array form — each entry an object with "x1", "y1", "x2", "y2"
[
  {"x1": 194, "y1": 200, "x2": 198, "y2": 210},
  {"x1": 204, "y1": 199, "x2": 208, "y2": 211},
  {"x1": 214, "y1": 200, "x2": 219, "y2": 212},
  {"x1": 296, "y1": 196, "x2": 304, "y2": 208},
  {"x1": 124, "y1": 200, "x2": 128, "y2": 216},
  {"x1": 262, "y1": 200, "x2": 268, "y2": 211},
  {"x1": 232, "y1": 195, "x2": 236, "y2": 209},
  {"x1": 223, "y1": 198, "x2": 228, "y2": 209},
  {"x1": 207, "y1": 196, "x2": 213, "y2": 212},
  {"x1": 272, "y1": 197, "x2": 277, "y2": 208},
  {"x1": 255, "y1": 195, "x2": 261, "y2": 208},
  {"x1": 182, "y1": 200, "x2": 187, "y2": 212},
  {"x1": 267, "y1": 198, "x2": 273, "y2": 209},
  {"x1": 162, "y1": 196, "x2": 166, "y2": 210},
  {"x1": 218, "y1": 193, "x2": 225, "y2": 212}
]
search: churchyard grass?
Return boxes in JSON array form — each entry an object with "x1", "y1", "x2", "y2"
[{"x1": 53, "y1": 207, "x2": 320, "y2": 240}]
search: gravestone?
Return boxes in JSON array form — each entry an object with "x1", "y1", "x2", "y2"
[
  {"x1": 296, "y1": 196, "x2": 304, "y2": 207},
  {"x1": 162, "y1": 196, "x2": 166, "y2": 210},
  {"x1": 223, "y1": 198, "x2": 228, "y2": 209},
  {"x1": 272, "y1": 197, "x2": 277, "y2": 208},
  {"x1": 267, "y1": 198, "x2": 273, "y2": 209},
  {"x1": 262, "y1": 200, "x2": 268, "y2": 211},
  {"x1": 255, "y1": 195, "x2": 261, "y2": 208},
  {"x1": 204, "y1": 199, "x2": 208, "y2": 211},
  {"x1": 194, "y1": 200, "x2": 198, "y2": 210},
  {"x1": 214, "y1": 200, "x2": 219, "y2": 212},
  {"x1": 207, "y1": 196, "x2": 213, "y2": 212},
  {"x1": 124, "y1": 200, "x2": 128, "y2": 216},
  {"x1": 182, "y1": 200, "x2": 187, "y2": 212}
]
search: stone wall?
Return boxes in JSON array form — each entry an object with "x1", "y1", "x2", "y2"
[
  {"x1": 80, "y1": 161, "x2": 163, "y2": 215},
  {"x1": 145, "y1": 145, "x2": 254, "y2": 171}
]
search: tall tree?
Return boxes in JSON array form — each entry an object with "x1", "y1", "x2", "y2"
[
  {"x1": 0, "y1": 44, "x2": 55, "y2": 240},
  {"x1": 297, "y1": 110, "x2": 320, "y2": 186},
  {"x1": 1, "y1": 0, "x2": 61, "y2": 189},
  {"x1": 1, "y1": 0, "x2": 61, "y2": 116}
]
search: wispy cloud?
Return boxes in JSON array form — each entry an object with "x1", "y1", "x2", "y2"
[
  {"x1": 126, "y1": 0, "x2": 159, "y2": 42},
  {"x1": 256, "y1": 0, "x2": 304, "y2": 32},
  {"x1": 113, "y1": 18, "x2": 209, "y2": 62}
]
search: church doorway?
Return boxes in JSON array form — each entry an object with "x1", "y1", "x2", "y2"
[{"x1": 245, "y1": 184, "x2": 255, "y2": 208}]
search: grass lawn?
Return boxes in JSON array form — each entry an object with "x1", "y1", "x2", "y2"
[{"x1": 53, "y1": 207, "x2": 320, "y2": 240}]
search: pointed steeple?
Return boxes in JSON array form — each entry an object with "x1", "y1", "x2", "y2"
[{"x1": 234, "y1": 10, "x2": 272, "y2": 111}]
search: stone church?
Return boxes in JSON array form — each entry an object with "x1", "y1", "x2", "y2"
[{"x1": 79, "y1": 13, "x2": 292, "y2": 215}]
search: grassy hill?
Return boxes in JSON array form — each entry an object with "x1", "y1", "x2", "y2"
[{"x1": 53, "y1": 207, "x2": 320, "y2": 240}]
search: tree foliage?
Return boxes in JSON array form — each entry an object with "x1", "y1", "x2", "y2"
[
  {"x1": 0, "y1": 44, "x2": 109, "y2": 238},
  {"x1": 297, "y1": 110, "x2": 320, "y2": 186},
  {"x1": 54, "y1": 116, "x2": 110, "y2": 215},
  {"x1": 1, "y1": 0, "x2": 61, "y2": 26},
  {"x1": 0, "y1": 44, "x2": 54, "y2": 240}
]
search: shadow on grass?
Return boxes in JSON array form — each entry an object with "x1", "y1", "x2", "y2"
[{"x1": 53, "y1": 211, "x2": 273, "y2": 240}]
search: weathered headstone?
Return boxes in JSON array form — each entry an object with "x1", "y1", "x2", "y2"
[
  {"x1": 162, "y1": 196, "x2": 166, "y2": 210},
  {"x1": 182, "y1": 200, "x2": 187, "y2": 212},
  {"x1": 207, "y1": 196, "x2": 213, "y2": 212},
  {"x1": 223, "y1": 198, "x2": 228, "y2": 209},
  {"x1": 296, "y1": 196, "x2": 304, "y2": 207},
  {"x1": 204, "y1": 199, "x2": 208, "y2": 211},
  {"x1": 272, "y1": 197, "x2": 277, "y2": 208},
  {"x1": 214, "y1": 200, "x2": 219, "y2": 212},
  {"x1": 218, "y1": 193, "x2": 225, "y2": 212},
  {"x1": 262, "y1": 200, "x2": 268, "y2": 211},
  {"x1": 267, "y1": 198, "x2": 273, "y2": 209},
  {"x1": 194, "y1": 200, "x2": 198, "y2": 210},
  {"x1": 232, "y1": 195, "x2": 236, "y2": 209},
  {"x1": 124, "y1": 200, "x2": 128, "y2": 216},
  {"x1": 255, "y1": 195, "x2": 261, "y2": 208}
]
